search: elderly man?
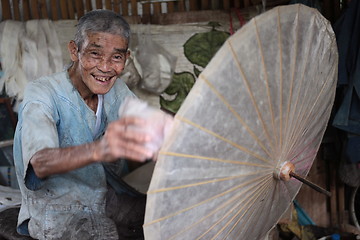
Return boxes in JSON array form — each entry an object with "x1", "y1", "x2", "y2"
[{"x1": 14, "y1": 9, "x2": 163, "y2": 240}]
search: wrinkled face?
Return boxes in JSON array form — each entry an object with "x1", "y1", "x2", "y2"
[{"x1": 70, "y1": 32, "x2": 129, "y2": 96}]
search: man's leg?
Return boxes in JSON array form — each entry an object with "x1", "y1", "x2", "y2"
[{"x1": 106, "y1": 187, "x2": 146, "y2": 240}]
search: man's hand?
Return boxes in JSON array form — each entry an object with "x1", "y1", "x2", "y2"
[{"x1": 95, "y1": 116, "x2": 154, "y2": 163}]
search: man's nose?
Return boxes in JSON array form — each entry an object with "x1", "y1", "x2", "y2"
[{"x1": 97, "y1": 57, "x2": 112, "y2": 72}]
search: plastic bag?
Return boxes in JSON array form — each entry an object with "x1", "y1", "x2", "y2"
[
  {"x1": 133, "y1": 30, "x2": 177, "y2": 94},
  {"x1": 118, "y1": 97, "x2": 173, "y2": 154}
]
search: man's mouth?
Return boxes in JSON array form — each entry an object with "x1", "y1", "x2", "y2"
[{"x1": 93, "y1": 75, "x2": 112, "y2": 82}]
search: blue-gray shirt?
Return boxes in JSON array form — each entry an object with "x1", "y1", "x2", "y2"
[{"x1": 13, "y1": 70, "x2": 134, "y2": 239}]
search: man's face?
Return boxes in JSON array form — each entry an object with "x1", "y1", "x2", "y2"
[{"x1": 72, "y1": 32, "x2": 129, "y2": 95}]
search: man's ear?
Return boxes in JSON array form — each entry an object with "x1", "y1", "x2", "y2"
[{"x1": 68, "y1": 41, "x2": 79, "y2": 62}]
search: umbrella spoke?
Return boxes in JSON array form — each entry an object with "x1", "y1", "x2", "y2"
[
  {"x1": 212, "y1": 175, "x2": 273, "y2": 240},
  {"x1": 201, "y1": 75, "x2": 273, "y2": 159},
  {"x1": 277, "y1": 7, "x2": 284, "y2": 152},
  {"x1": 177, "y1": 116, "x2": 272, "y2": 165},
  {"x1": 285, "y1": 90, "x2": 335, "y2": 161},
  {"x1": 281, "y1": 13, "x2": 316, "y2": 159},
  {"x1": 160, "y1": 152, "x2": 272, "y2": 168},
  {"x1": 283, "y1": 4, "x2": 299, "y2": 158},
  {"x1": 254, "y1": 17, "x2": 278, "y2": 149},
  {"x1": 167, "y1": 175, "x2": 271, "y2": 240},
  {"x1": 148, "y1": 166, "x2": 271, "y2": 194},
  {"x1": 227, "y1": 40, "x2": 276, "y2": 155},
  {"x1": 144, "y1": 174, "x2": 271, "y2": 227},
  {"x1": 230, "y1": 175, "x2": 274, "y2": 239}
]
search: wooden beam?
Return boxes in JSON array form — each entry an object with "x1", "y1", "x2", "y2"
[
  {"x1": 31, "y1": 0, "x2": 40, "y2": 19},
  {"x1": 122, "y1": 0, "x2": 129, "y2": 16},
  {"x1": 75, "y1": 0, "x2": 85, "y2": 18},
  {"x1": 13, "y1": 0, "x2": 21, "y2": 20},
  {"x1": 39, "y1": 0, "x2": 48, "y2": 18},
  {"x1": 50, "y1": 0, "x2": 58, "y2": 20}
]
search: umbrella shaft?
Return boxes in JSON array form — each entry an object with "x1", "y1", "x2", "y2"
[{"x1": 289, "y1": 171, "x2": 331, "y2": 197}]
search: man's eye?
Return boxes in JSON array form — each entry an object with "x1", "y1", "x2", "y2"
[
  {"x1": 90, "y1": 51, "x2": 100, "y2": 56},
  {"x1": 113, "y1": 54, "x2": 125, "y2": 61}
]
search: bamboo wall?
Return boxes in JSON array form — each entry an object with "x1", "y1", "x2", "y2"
[
  {"x1": 0, "y1": 0, "x2": 342, "y2": 24},
  {"x1": 0, "y1": 0, "x2": 263, "y2": 21}
]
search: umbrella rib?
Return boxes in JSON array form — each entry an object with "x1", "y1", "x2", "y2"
[
  {"x1": 148, "y1": 168, "x2": 271, "y2": 194},
  {"x1": 283, "y1": 4, "x2": 300, "y2": 162},
  {"x1": 209, "y1": 175, "x2": 273, "y2": 240},
  {"x1": 177, "y1": 115, "x2": 272, "y2": 165},
  {"x1": 160, "y1": 151, "x2": 272, "y2": 168},
  {"x1": 229, "y1": 175, "x2": 274, "y2": 239},
  {"x1": 277, "y1": 7, "x2": 284, "y2": 151},
  {"x1": 167, "y1": 174, "x2": 270, "y2": 240},
  {"x1": 284, "y1": 66, "x2": 336, "y2": 159},
  {"x1": 227, "y1": 40, "x2": 276, "y2": 156},
  {"x1": 201, "y1": 75, "x2": 273, "y2": 159},
  {"x1": 254, "y1": 17, "x2": 278, "y2": 149},
  {"x1": 196, "y1": 176, "x2": 272, "y2": 240},
  {"x1": 282, "y1": 13, "x2": 316, "y2": 155},
  {"x1": 143, "y1": 174, "x2": 271, "y2": 227}
]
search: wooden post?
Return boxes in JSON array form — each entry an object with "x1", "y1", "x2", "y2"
[
  {"x1": 113, "y1": 0, "x2": 121, "y2": 13},
  {"x1": 75, "y1": 0, "x2": 85, "y2": 19},
  {"x1": 39, "y1": 0, "x2": 48, "y2": 19},
  {"x1": 177, "y1": 0, "x2": 185, "y2": 11},
  {"x1": 142, "y1": 0, "x2": 151, "y2": 23},
  {"x1": 244, "y1": 0, "x2": 250, "y2": 7},
  {"x1": 223, "y1": 0, "x2": 230, "y2": 10},
  {"x1": 1, "y1": 0, "x2": 11, "y2": 20},
  {"x1": 130, "y1": 0, "x2": 137, "y2": 16},
  {"x1": 85, "y1": 0, "x2": 92, "y2": 12},
  {"x1": 153, "y1": 2, "x2": 161, "y2": 15},
  {"x1": 201, "y1": 0, "x2": 209, "y2": 10},
  {"x1": 67, "y1": 0, "x2": 75, "y2": 19},
  {"x1": 234, "y1": 0, "x2": 240, "y2": 8},
  {"x1": 50, "y1": 0, "x2": 58, "y2": 20},
  {"x1": 96, "y1": 0, "x2": 102, "y2": 9},
  {"x1": 23, "y1": 0, "x2": 31, "y2": 20},
  {"x1": 13, "y1": 0, "x2": 21, "y2": 20},
  {"x1": 189, "y1": 0, "x2": 198, "y2": 11},
  {"x1": 105, "y1": 0, "x2": 112, "y2": 10},
  {"x1": 60, "y1": 0, "x2": 69, "y2": 19},
  {"x1": 167, "y1": 1, "x2": 174, "y2": 13},
  {"x1": 122, "y1": 0, "x2": 129, "y2": 16},
  {"x1": 31, "y1": 0, "x2": 40, "y2": 19}
]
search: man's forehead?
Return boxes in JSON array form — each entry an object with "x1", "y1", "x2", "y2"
[{"x1": 82, "y1": 33, "x2": 128, "y2": 51}]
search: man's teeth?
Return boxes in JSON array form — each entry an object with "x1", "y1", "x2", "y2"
[{"x1": 95, "y1": 76, "x2": 110, "y2": 82}]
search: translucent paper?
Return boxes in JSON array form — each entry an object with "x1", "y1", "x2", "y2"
[{"x1": 144, "y1": 4, "x2": 338, "y2": 240}]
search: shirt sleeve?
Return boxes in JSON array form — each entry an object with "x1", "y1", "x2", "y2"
[{"x1": 21, "y1": 100, "x2": 59, "y2": 189}]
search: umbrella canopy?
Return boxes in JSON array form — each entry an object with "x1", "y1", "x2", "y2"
[{"x1": 144, "y1": 4, "x2": 338, "y2": 240}]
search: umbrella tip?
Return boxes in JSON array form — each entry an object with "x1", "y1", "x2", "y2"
[{"x1": 274, "y1": 161, "x2": 295, "y2": 181}]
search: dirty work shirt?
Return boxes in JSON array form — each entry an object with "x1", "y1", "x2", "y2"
[{"x1": 13, "y1": 70, "x2": 135, "y2": 240}]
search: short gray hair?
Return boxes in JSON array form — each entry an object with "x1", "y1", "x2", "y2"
[{"x1": 74, "y1": 9, "x2": 130, "y2": 50}]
